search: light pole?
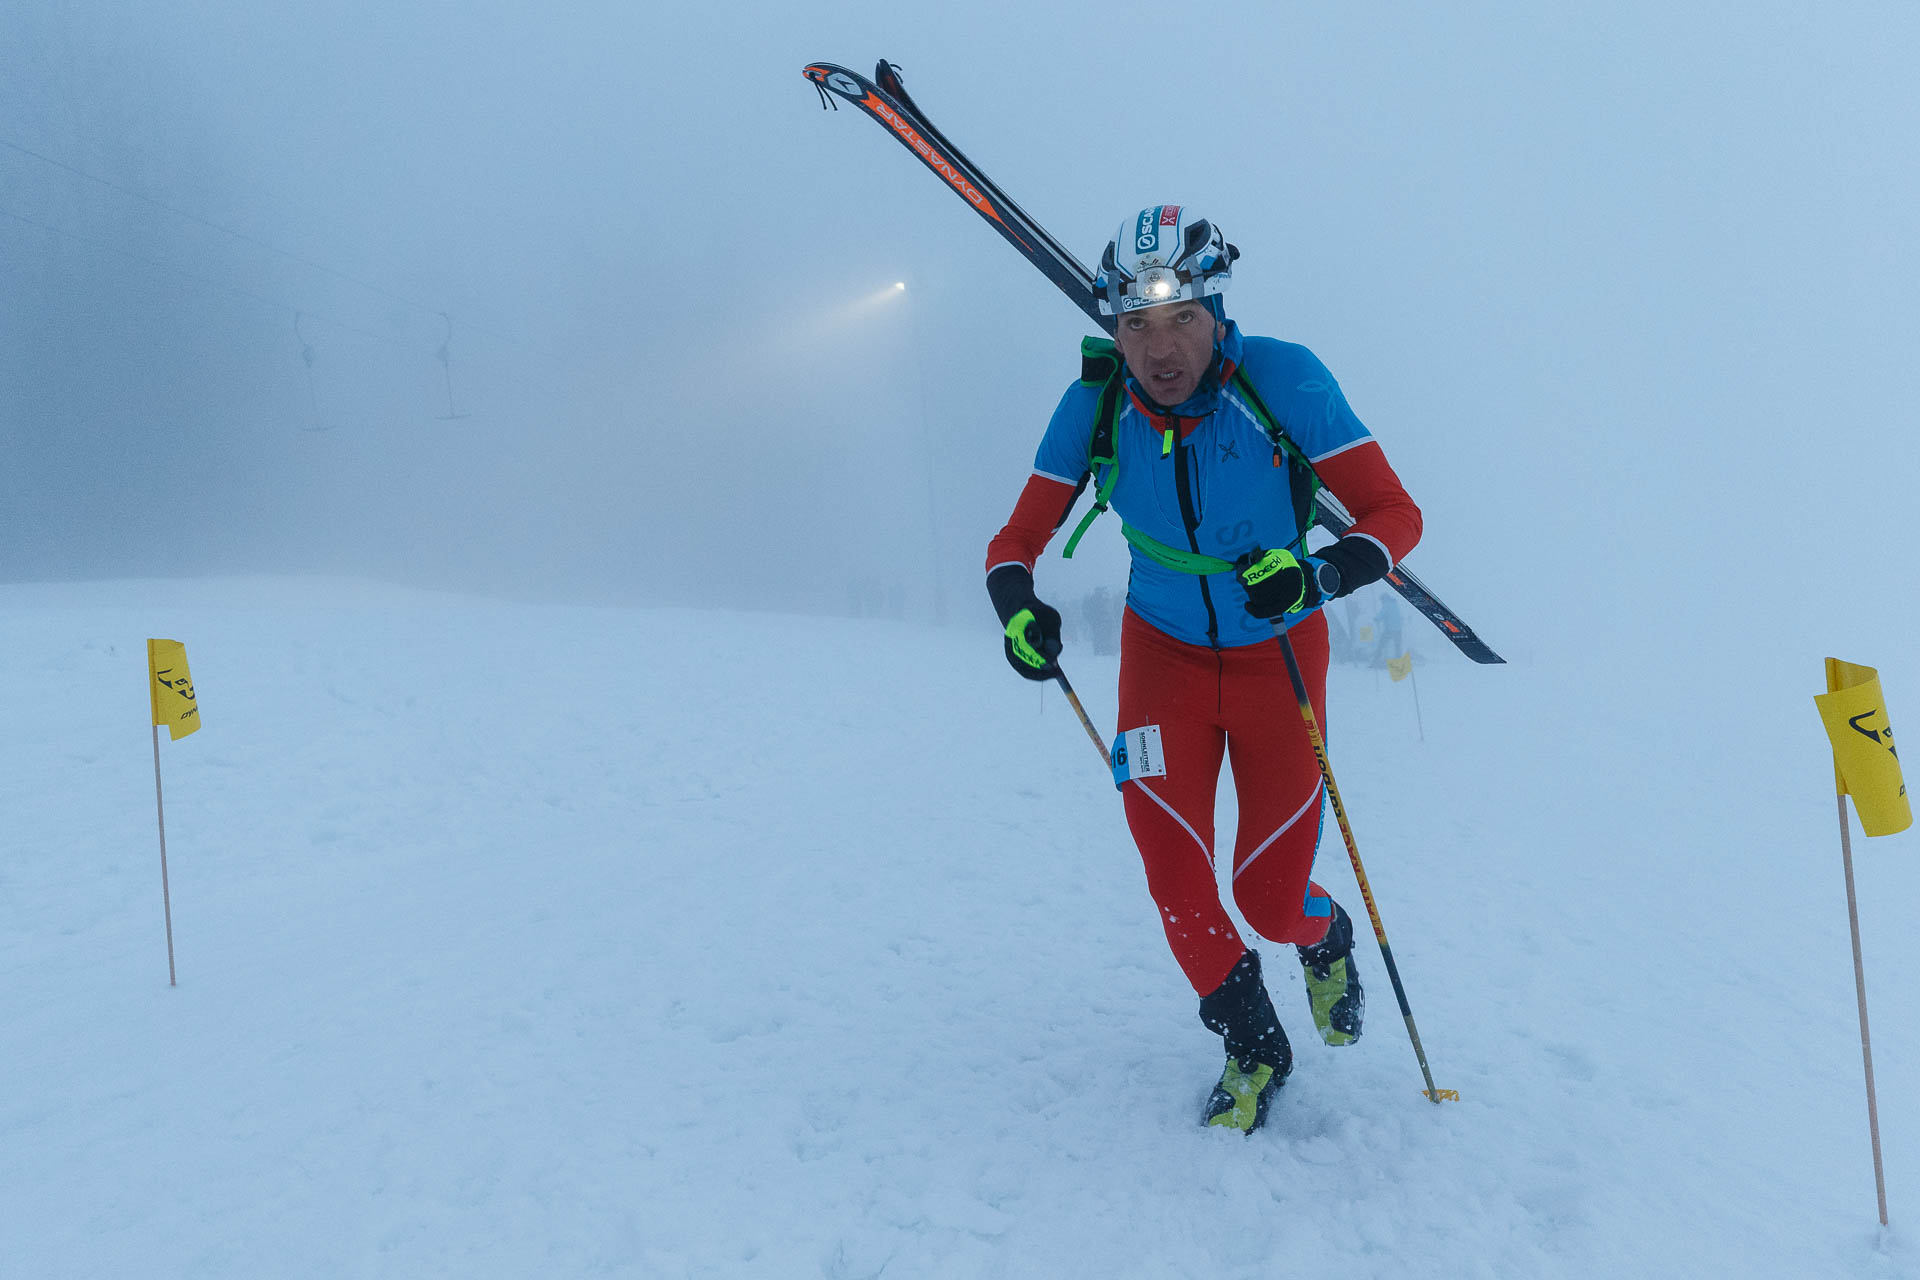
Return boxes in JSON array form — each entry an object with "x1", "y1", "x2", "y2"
[{"x1": 893, "y1": 281, "x2": 947, "y2": 625}]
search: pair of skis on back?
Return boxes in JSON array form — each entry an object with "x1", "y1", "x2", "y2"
[{"x1": 804, "y1": 60, "x2": 1503, "y2": 666}]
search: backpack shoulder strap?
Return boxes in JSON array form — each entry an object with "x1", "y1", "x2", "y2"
[
  {"x1": 1080, "y1": 335, "x2": 1120, "y2": 386},
  {"x1": 1062, "y1": 337, "x2": 1126, "y2": 559},
  {"x1": 1079, "y1": 336, "x2": 1123, "y2": 470}
]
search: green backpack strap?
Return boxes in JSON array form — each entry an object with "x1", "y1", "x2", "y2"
[
  {"x1": 1062, "y1": 336, "x2": 1124, "y2": 560},
  {"x1": 1121, "y1": 523, "x2": 1234, "y2": 575}
]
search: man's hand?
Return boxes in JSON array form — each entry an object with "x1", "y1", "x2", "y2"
[
  {"x1": 1003, "y1": 603, "x2": 1063, "y2": 680},
  {"x1": 987, "y1": 564, "x2": 1063, "y2": 680},
  {"x1": 1234, "y1": 547, "x2": 1328, "y2": 619}
]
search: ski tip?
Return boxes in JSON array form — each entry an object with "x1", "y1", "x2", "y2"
[{"x1": 1423, "y1": 1088, "x2": 1461, "y2": 1103}]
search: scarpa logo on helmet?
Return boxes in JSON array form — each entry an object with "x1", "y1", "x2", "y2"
[{"x1": 1134, "y1": 206, "x2": 1161, "y2": 254}]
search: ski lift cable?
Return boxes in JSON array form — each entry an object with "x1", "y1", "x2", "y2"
[
  {"x1": 2, "y1": 202, "x2": 572, "y2": 409},
  {"x1": 0, "y1": 133, "x2": 566, "y2": 363},
  {"x1": 0, "y1": 201, "x2": 413, "y2": 349}
]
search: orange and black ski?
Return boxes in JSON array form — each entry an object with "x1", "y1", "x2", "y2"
[
  {"x1": 803, "y1": 59, "x2": 1504, "y2": 666},
  {"x1": 803, "y1": 61, "x2": 1109, "y2": 332}
]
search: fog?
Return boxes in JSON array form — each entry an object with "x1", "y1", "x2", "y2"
[{"x1": 6, "y1": 2, "x2": 1917, "y2": 669}]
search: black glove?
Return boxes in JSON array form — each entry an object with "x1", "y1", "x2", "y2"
[
  {"x1": 1236, "y1": 537, "x2": 1392, "y2": 620},
  {"x1": 1234, "y1": 547, "x2": 1318, "y2": 619},
  {"x1": 1313, "y1": 536, "x2": 1392, "y2": 598},
  {"x1": 986, "y1": 564, "x2": 1063, "y2": 680}
]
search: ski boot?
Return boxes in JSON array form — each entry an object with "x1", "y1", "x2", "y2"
[
  {"x1": 1197, "y1": 949, "x2": 1293, "y2": 1133},
  {"x1": 1202, "y1": 1056, "x2": 1283, "y2": 1134},
  {"x1": 1298, "y1": 901, "x2": 1365, "y2": 1046}
]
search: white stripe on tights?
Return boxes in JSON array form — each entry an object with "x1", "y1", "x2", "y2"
[
  {"x1": 1233, "y1": 783, "x2": 1324, "y2": 881},
  {"x1": 1132, "y1": 779, "x2": 1214, "y2": 869}
]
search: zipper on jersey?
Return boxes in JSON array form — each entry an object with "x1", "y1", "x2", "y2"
[{"x1": 1169, "y1": 415, "x2": 1221, "y2": 648}]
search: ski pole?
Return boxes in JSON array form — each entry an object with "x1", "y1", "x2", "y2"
[
  {"x1": 1050, "y1": 666, "x2": 1112, "y2": 769},
  {"x1": 1272, "y1": 623, "x2": 1455, "y2": 1105}
]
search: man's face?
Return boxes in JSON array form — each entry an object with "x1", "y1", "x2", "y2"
[{"x1": 1113, "y1": 301, "x2": 1224, "y2": 409}]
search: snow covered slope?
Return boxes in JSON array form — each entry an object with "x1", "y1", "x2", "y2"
[{"x1": 4, "y1": 578, "x2": 1913, "y2": 1278}]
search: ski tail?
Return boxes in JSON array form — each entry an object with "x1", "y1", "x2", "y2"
[
  {"x1": 1382, "y1": 565, "x2": 1504, "y2": 665},
  {"x1": 1316, "y1": 496, "x2": 1504, "y2": 665}
]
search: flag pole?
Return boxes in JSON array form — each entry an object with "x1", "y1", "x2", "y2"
[
  {"x1": 152, "y1": 722, "x2": 177, "y2": 987},
  {"x1": 1836, "y1": 792, "x2": 1887, "y2": 1225},
  {"x1": 1410, "y1": 663, "x2": 1426, "y2": 742}
]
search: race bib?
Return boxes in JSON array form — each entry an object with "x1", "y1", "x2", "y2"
[{"x1": 1110, "y1": 724, "x2": 1167, "y2": 789}]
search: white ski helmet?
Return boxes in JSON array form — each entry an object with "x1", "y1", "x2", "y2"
[{"x1": 1095, "y1": 205, "x2": 1238, "y2": 316}]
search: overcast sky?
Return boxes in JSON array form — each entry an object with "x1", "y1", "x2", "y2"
[{"x1": 5, "y1": 2, "x2": 1917, "y2": 674}]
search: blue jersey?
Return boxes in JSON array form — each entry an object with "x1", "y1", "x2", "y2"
[{"x1": 1032, "y1": 322, "x2": 1378, "y2": 648}]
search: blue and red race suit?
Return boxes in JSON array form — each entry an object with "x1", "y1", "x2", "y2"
[{"x1": 986, "y1": 321, "x2": 1422, "y2": 996}]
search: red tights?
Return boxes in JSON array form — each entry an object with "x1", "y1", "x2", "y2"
[{"x1": 1116, "y1": 608, "x2": 1337, "y2": 996}]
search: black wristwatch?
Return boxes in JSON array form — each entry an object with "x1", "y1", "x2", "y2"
[{"x1": 1310, "y1": 556, "x2": 1341, "y2": 601}]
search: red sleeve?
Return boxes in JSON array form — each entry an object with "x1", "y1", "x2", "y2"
[
  {"x1": 1314, "y1": 441, "x2": 1422, "y2": 565},
  {"x1": 985, "y1": 474, "x2": 1081, "y2": 577}
]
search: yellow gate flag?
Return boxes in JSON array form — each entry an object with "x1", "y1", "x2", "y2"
[
  {"x1": 1816, "y1": 658, "x2": 1908, "y2": 836},
  {"x1": 147, "y1": 639, "x2": 200, "y2": 740},
  {"x1": 1388, "y1": 652, "x2": 1413, "y2": 683}
]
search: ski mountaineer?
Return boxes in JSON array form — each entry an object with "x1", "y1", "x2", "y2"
[{"x1": 984, "y1": 206, "x2": 1423, "y2": 1134}]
